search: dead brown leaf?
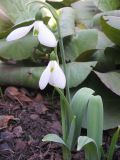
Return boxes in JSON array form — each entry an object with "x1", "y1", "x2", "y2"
[{"x1": 0, "y1": 115, "x2": 15, "y2": 129}]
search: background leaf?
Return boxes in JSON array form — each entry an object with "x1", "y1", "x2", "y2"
[
  {"x1": 101, "y1": 16, "x2": 120, "y2": 46},
  {"x1": 66, "y1": 62, "x2": 97, "y2": 88},
  {"x1": 0, "y1": 33, "x2": 38, "y2": 60},
  {"x1": 65, "y1": 29, "x2": 98, "y2": 61},
  {"x1": 94, "y1": 71, "x2": 120, "y2": 96},
  {"x1": 92, "y1": 0, "x2": 120, "y2": 11},
  {"x1": 71, "y1": 0, "x2": 98, "y2": 28},
  {"x1": 59, "y1": 7, "x2": 75, "y2": 37}
]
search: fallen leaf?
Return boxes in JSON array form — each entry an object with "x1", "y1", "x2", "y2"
[
  {"x1": 5, "y1": 87, "x2": 32, "y2": 103},
  {"x1": 34, "y1": 93, "x2": 43, "y2": 102},
  {"x1": 17, "y1": 94, "x2": 32, "y2": 103},
  {"x1": 0, "y1": 115, "x2": 15, "y2": 129},
  {"x1": 4, "y1": 87, "x2": 19, "y2": 100}
]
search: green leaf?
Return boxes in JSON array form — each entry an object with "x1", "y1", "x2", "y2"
[
  {"x1": 71, "y1": 0, "x2": 98, "y2": 28},
  {"x1": 59, "y1": 7, "x2": 75, "y2": 37},
  {"x1": 96, "y1": 31, "x2": 113, "y2": 50},
  {"x1": 0, "y1": 10, "x2": 13, "y2": 32},
  {"x1": 71, "y1": 87, "x2": 94, "y2": 143},
  {"x1": 0, "y1": 33, "x2": 38, "y2": 60},
  {"x1": 80, "y1": 73, "x2": 120, "y2": 130},
  {"x1": 66, "y1": 116, "x2": 76, "y2": 150},
  {"x1": 101, "y1": 16, "x2": 120, "y2": 46},
  {"x1": 77, "y1": 136, "x2": 99, "y2": 160},
  {"x1": 94, "y1": 71, "x2": 120, "y2": 96},
  {"x1": 93, "y1": 10, "x2": 120, "y2": 26},
  {"x1": 92, "y1": 0, "x2": 120, "y2": 11},
  {"x1": 55, "y1": 88, "x2": 71, "y2": 141},
  {"x1": 66, "y1": 62, "x2": 97, "y2": 88},
  {"x1": 42, "y1": 134, "x2": 66, "y2": 146},
  {"x1": 0, "y1": 0, "x2": 46, "y2": 24},
  {"x1": 107, "y1": 127, "x2": 120, "y2": 160},
  {"x1": 62, "y1": 0, "x2": 78, "y2": 6},
  {"x1": 87, "y1": 95, "x2": 103, "y2": 158},
  {"x1": 65, "y1": 29, "x2": 98, "y2": 61},
  {"x1": 105, "y1": 46, "x2": 120, "y2": 65}
]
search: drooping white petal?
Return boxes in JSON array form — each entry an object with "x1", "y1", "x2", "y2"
[
  {"x1": 38, "y1": 21, "x2": 57, "y2": 47},
  {"x1": 49, "y1": 61, "x2": 66, "y2": 89},
  {"x1": 6, "y1": 24, "x2": 34, "y2": 41},
  {"x1": 39, "y1": 63, "x2": 51, "y2": 90}
]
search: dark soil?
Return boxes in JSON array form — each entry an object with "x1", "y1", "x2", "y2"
[{"x1": 0, "y1": 86, "x2": 119, "y2": 160}]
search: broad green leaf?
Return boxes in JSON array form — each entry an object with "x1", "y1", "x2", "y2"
[
  {"x1": 101, "y1": 16, "x2": 120, "y2": 46},
  {"x1": 59, "y1": 7, "x2": 75, "y2": 37},
  {"x1": 71, "y1": 0, "x2": 98, "y2": 28},
  {"x1": 66, "y1": 62, "x2": 97, "y2": 88},
  {"x1": 71, "y1": 87, "x2": 94, "y2": 143},
  {"x1": 94, "y1": 71, "x2": 120, "y2": 96},
  {"x1": 87, "y1": 95, "x2": 103, "y2": 158},
  {"x1": 65, "y1": 29, "x2": 98, "y2": 61},
  {"x1": 0, "y1": 33, "x2": 38, "y2": 60},
  {"x1": 42, "y1": 134, "x2": 66, "y2": 146},
  {"x1": 92, "y1": 0, "x2": 120, "y2": 11},
  {"x1": 77, "y1": 136, "x2": 99, "y2": 160},
  {"x1": 93, "y1": 10, "x2": 120, "y2": 26},
  {"x1": 96, "y1": 31, "x2": 113, "y2": 50},
  {"x1": 0, "y1": 0, "x2": 46, "y2": 24},
  {"x1": 105, "y1": 46, "x2": 120, "y2": 65},
  {"x1": 107, "y1": 127, "x2": 120, "y2": 160}
]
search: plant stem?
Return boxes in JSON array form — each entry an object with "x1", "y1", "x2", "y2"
[
  {"x1": 57, "y1": 21, "x2": 70, "y2": 103},
  {"x1": 62, "y1": 146, "x2": 71, "y2": 160}
]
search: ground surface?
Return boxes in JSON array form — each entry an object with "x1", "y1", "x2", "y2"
[{"x1": 0, "y1": 87, "x2": 119, "y2": 160}]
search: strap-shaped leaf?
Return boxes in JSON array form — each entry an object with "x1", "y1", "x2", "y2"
[
  {"x1": 87, "y1": 95, "x2": 103, "y2": 159},
  {"x1": 77, "y1": 136, "x2": 99, "y2": 160}
]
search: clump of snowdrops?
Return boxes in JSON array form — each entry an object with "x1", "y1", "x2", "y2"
[{"x1": 6, "y1": 1, "x2": 120, "y2": 160}]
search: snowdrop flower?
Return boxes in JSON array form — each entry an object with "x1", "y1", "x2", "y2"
[
  {"x1": 6, "y1": 21, "x2": 57, "y2": 47},
  {"x1": 39, "y1": 60, "x2": 66, "y2": 90}
]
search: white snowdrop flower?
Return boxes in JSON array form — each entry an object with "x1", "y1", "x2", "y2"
[
  {"x1": 39, "y1": 60, "x2": 66, "y2": 90},
  {"x1": 6, "y1": 21, "x2": 57, "y2": 47}
]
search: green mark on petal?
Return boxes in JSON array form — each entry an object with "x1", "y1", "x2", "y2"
[
  {"x1": 33, "y1": 29, "x2": 39, "y2": 36},
  {"x1": 50, "y1": 67, "x2": 54, "y2": 72}
]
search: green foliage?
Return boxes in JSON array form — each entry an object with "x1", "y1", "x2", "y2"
[
  {"x1": 94, "y1": 71, "x2": 120, "y2": 96},
  {"x1": 101, "y1": 16, "x2": 120, "y2": 46},
  {"x1": 92, "y1": 0, "x2": 120, "y2": 11},
  {"x1": 0, "y1": 0, "x2": 120, "y2": 132},
  {"x1": 107, "y1": 127, "x2": 120, "y2": 160},
  {"x1": 77, "y1": 136, "x2": 99, "y2": 160},
  {"x1": 42, "y1": 133, "x2": 66, "y2": 145},
  {"x1": 87, "y1": 95, "x2": 103, "y2": 159},
  {"x1": 0, "y1": 1, "x2": 120, "y2": 160},
  {"x1": 70, "y1": 88, "x2": 94, "y2": 143},
  {"x1": 65, "y1": 29, "x2": 98, "y2": 61},
  {"x1": 0, "y1": 34, "x2": 38, "y2": 60}
]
